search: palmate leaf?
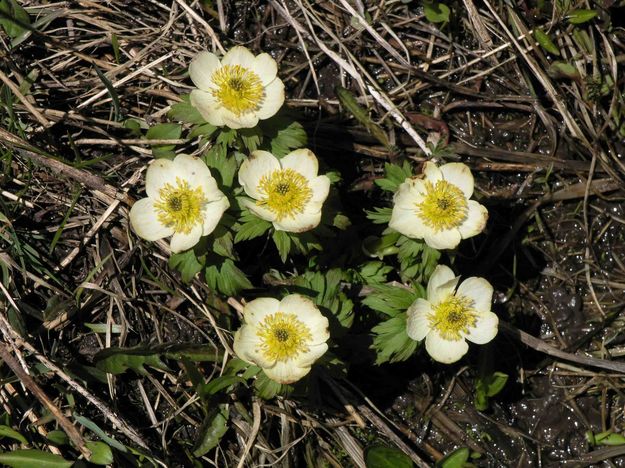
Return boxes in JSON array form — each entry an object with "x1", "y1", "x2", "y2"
[
  {"x1": 371, "y1": 314, "x2": 419, "y2": 364},
  {"x1": 362, "y1": 284, "x2": 420, "y2": 317},
  {"x1": 259, "y1": 115, "x2": 307, "y2": 157}
]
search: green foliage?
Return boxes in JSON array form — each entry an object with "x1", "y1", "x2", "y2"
[
  {"x1": 533, "y1": 28, "x2": 560, "y2": 56},
  {"x1": 586, "y1": 430, "x2": 625, "y2": 446},
  {"x1": 362, "y1": 284, "x2": 420, "y2": 317},
  {"x1": 374, "y1": 161, "x2": 412, "y2": 192},
  {"x1": 362, "y1": 233, "x2": 400, "y2": 259},
  {"x1": 365, "y1": 445, "x2": 413, "y2": 468},
  {"x1": 85, "y1": 441, "x2": 114, "y2": 466},
  {"x1": 365, "y1": 207, "x2": 393, "y2": 224},
  {"x1": 146, "y1": 123, "x2": 182, "y2": 158},
  {"x1": 548, "y1": 61, "x2": 580, "y2": 81},
  {"x1": 205, "y1": 259, "x2": 252, "y2": 296},
  {"x1": 0, "y1": 0, "x2": 30, "y2": 39},
  {"x1": 169, "y1": 249, "x2": 203, "y2": 283},
  {"x1": 197, "y1": 376, "x2": 246, "y2": 399},
  {"x1": 397, "y1": 236, "x2": 440, "y2": 282},
  {"x1": 254, "y1": 370, "x2": 291, "y2": 399},
  {"x1": 435, "y1": 447, "x2": 475, "y2": 468},
  {"x1": 335, "y1": 86, "x2": 389, "y2": 147},
  {"x1": 203, "y1": 143, "x2": 237, "y2": 187},
  {"x1": 238, "y1": 126, "x2": 263, "y2": 152},
  {"x1": 566, "y1": 9, "x2": 597, "y2": 24},
  {"x1": 0, "y1": 425, "x2": 27, "y2": 444},
  {"x1": 234, "y1": 210, "x2": 272, "y2": 243},
  {"x1": 424, "y1": 2, "x2": 450, "y2": 25},
  {"x1": 259, "y1": 115, "x2": 308, "y2": 157},
  {"x1": 272, "y1": 230, "x2": 291, "y2": 262},
  {"x1": 192, "y1": 405, "x2": 229, "y2": 457},
  {"x1": 358, "y1": 261, "x2": 393, "y2": 285},
  {"x1": 168, "y1": 95, "x2": 206, "y2": 125},
  {"x1": 0, "y1": 449, "x2": 72, "y2": 468},
  {"x1": 371, "y1": 314, "x2": 419, "y2": 364},
  {"x1": 474, "y1": 372, "x2": 508, "y2": 410}
]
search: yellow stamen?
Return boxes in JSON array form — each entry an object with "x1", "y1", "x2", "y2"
[
  {"x1": 416, "y1": 180, "x2": 468, "y2": 231},
  {"x1": 211, "y1": 64, "x2": 264, "y2": 116},
  {"x1": 257, "y1": 169, "x2": 313, "y2": 221},
  {"x1": 256, "y1": 312, "x2": 312, "y2": 362},
  {"x1": 154, "y1": 178, "x2": 206, "y2": 234},
  {"x1": 428, "y1": 295, "x2": 477, "y2": 341}
]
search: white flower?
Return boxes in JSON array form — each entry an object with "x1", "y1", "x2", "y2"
[
  {"x1": 406, "y1": 264, "x2": 498, "y2": 364},
  {"x1": 129, "y1": 154, "x2": 229, "y2": 253},
  {"x1": 238, "y1": 149, "x2": 330, "y2": 232},
  {"x1": 389, "y1": 161, "x2": 488, "y2": 250},
  {"x1": 189, "y1": 46, "x2": 285, "y2": 129},
  {"x1": 233, "y1": 294, "x2": 330, "y2": 384}
]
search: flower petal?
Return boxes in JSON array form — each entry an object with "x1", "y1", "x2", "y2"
[
  {"x1": 273, "y1": 210, "x2": 321, "y2": 233},
  {"x1": 465, "y1": 311, "x2": 498, "y2": 344},
  {"x1": 406, "y1": 298, "x2": 433, "y2": 341},
  {"x1": 190, "y1": 90, "x2": 225, "y2": 126},
  {"x1": 221, "y1": 46, "x2": 255, "y2": 68},
  {"x1": 263, "y1": 361, "x2": 311, "y2": 384},
  {"x1": 129, "y1": 198, "x2": 174, "y2": 241},
  {"x1": 280, "y1": 148, "x2": 319, "y2": 180},
  {"x1": 309, "y1": 175, "x2": 330, "y2": 207},
  {"x1": 279, "y1": 294, "x2": 329, "y2": 344},
  {"x1": 201, "y1": 196, "x2": 229, "y2": 236},
  {"x1": 427, "y1": 265, "x2": 458, "y2": 303},
  {"x1": 243, "y1": 198, "x2": 278, "y2": 222},
  {"x1": 169, "y1": 224, "x2": 203, "y2": 253},
  {"x1": 423, "y1": 228, "x2": 462, "y2": 250},
  {"x1": 189, "y1": 51, "x2": 221, "y2": 90},
  {"x1": 296, "y1": 343, "x2": 329, "y2": 367},
  {"x1": 172, "y1": 154, "x2": 213, "y2": 191},
  {"x1": 252, "y1": 53, "x2": 278, "y2": 85},
  {"x1": 440, "y1": 163, "x2": 474, "y2": 198},
  {"x1": 242, "y1": 297, "x2": 280, "y2": 326},
  {"x1": 422, "y1": 161, "x2": 443, "y2": 183},
  {"x1": 145, "y1": 158, "x2": 176, "y2": 198},
  {"x1": 238, "y1": 151, "x2": 281, "y2": 199},
  {"x1": 459, "y1": 200, "x2": 488, "y2": 239},
  {"x1": 456, "y1": 277, "x2": 493, "y2": 313},
  {"x1": 233, "y1": 326, "x2": 275, "y2": 368},
  {"x1": 389, "y1": 206, "x2": 436, "y2": 240},
  {"x1": 393, "y1": 178, "x2": 426, "y2": 210},
  {"x1": 425, "y1": 331, "x2": 468, "y2": 364},
  {"x1": 256, "y1": 79, "x2": 285, "y2": 120},
  {"x1": 221, "y1": 109, "x2": 259, "y2": 129}
]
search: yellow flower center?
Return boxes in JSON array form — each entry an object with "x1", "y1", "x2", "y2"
[
  {"x1": 257, "y1": 169, "x2": 313, "y2": 221},
  {"x1": 154, "y1": 178, "x2": 206, "y2": 234},
  {"x1": 416, "y1": 180, "x2": 468, "y2": 231},
  {"x1": 256, "y1": 312, "x2": 312, "y2": 362},
  {"x1": 428, "y1": 295, "x2": 477, "y2": 341},
  {"x1": 211, "y1": 64, "x2": 264, "y2": 116}
]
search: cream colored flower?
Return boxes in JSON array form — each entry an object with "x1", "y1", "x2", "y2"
[
  {"x1": 129, "y1": 154, "x2": 229, "y2": 253},
  {"x1": 233, "y1": 294, "x2": 330, "y2": 384},
  {"x1": 389, "y1": 162, "x2": 488, "y2": 250},
  {"x1": 238, "y1": 149, "x2": 330, "y2": 232},
  {"x1": 189, "y1": 46, "x2": 285, "y2": 129},
  {"x1": 406, "y1": 264, "x2": 498, "y2": 364}
]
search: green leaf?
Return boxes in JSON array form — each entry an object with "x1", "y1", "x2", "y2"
[
  {"x1": 93, "y1": 65, "x2": 121, "y2": 122},
  {"x1": 234, "y1": 211, "x2": 272, "y2": 242},
  {"x1": 358, "y1": 261, "x2": 393, "y2": 285},
  {"x1": 0, "y1": 0, "x2": 30, "y2": 39},
  {"x1": 192, "y1": 405, "x2": 229, "y2": 457},
  {"x1": 203, "y1": 144, "x2": 237, "y2": 187},
  {"x1": 85, "y1": 441, "x2": 113, "y2": 466},
  {"x1": 436, "y1": 447, "x2": 470, "y2": 468},
  {"x1": 189, "y1": 122, "x2": 219, "y2": 139},
  {"x1": 254, "y1": 371, "x2": 290, "y2": 399},
  {"x1": 424, "y1": 2, "x2": 450, "y2": 24},
  {"x1": 146, "y1": 123, "x2": 182, "y2": 158},
  {"x1": 94, "y1": 346, "x2": 169, "y2": 375},
  {"x1": 474, "y1": 371, "x2": 508, "y2": 410},
  {"x1": 164, "y1": 344, "x2": 221, "y2": 362},
  {"x1": 362, "y1": 233, "x2": 400, "y2": 259},
  {"x1": 74, "y1": 415, "x2": 127, "y2": 453},
  {"x1": 216, "y1": 128, "x2": 237, "y2": 147},
  {"x1": 375, "y1": 162, "x2": 413, "y2": 192},
  {"x1": 362, "y1": 285, "x2": 420, "y2": 317},
  {"x1": 335, "y1": 86, "x2": 389, "y2": 147},
  {"x1": 0, "y1": 449, "x2": 73, "y2": 468},
  {"x1": 46, "y1": 431, "x2": 69, "y2": 446},
  {"x1": 548, "y1": 61, "x2": 580, "y2": 80},
  {"x1": 272, "y1": 230, "x2": 292, "y2": 262},
  {"x1": 169, "y1": 249, "x2": 203, "y2": 283},
  {"x1": 533, "y1": 28, "x2": 560, "y2": 56},
  {"x1": 259, "y1": 116, "x2": 308, "y2": 157},
  {"x1": 212, "y1": 228, "x2": 235, "y2": 259},
  {"x1": 238, "y1": 127, "x2": 263, "y2": 152},
  {"x1": 0, "y1": 425, "x2": 27, "y2": 445},
  {"x1": 168, "y1": 95, "x2": 205, "y2": 124},
  {"x1": 205, "y1": 259, "x2": 252, "y2": 296},
  {"x1": 587, "y1": 431, "x2": 625, "y2": 446},
  {"x1": 371, "y1": 314, "x2": 419, "y2": 364},
  {"x1": 198, "y1": 376, "x2": 246, "y2": 398},
  {"x1": 566, "y1": 9, "x2": 597, "y2": 24},
  {"x1": 365, "y1": 445, "x2": 413, "y2": 468},
  {"x1": 365, "y1": 207, "x2": 393, "y2": 224}
]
